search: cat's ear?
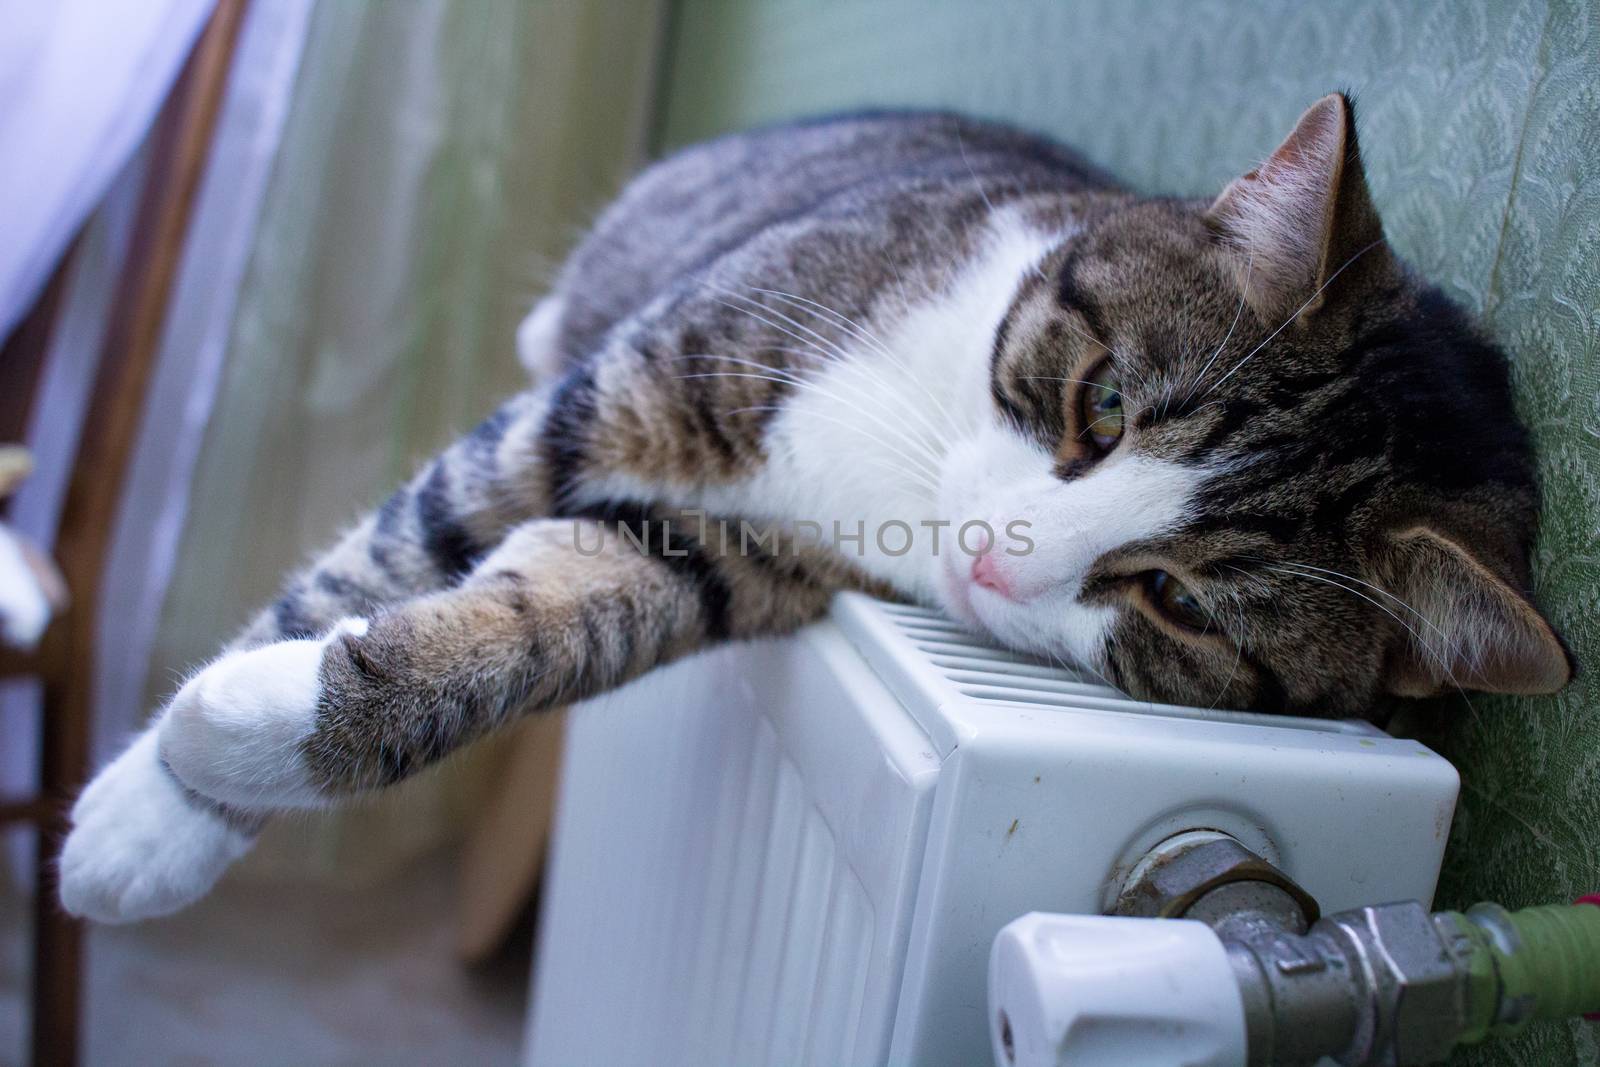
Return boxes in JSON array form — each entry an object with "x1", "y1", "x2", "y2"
[
  {"x1": 1373, "y1": 525, "x2": 1573, "y2": 698},
  {"x1": 1205, "y1": 93, "x2": 1386, "y2": 322}
]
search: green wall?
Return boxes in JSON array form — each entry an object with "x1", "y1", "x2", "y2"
[{"x1": 657, "y1": 3, "x2": 1600, "y2": 1063}]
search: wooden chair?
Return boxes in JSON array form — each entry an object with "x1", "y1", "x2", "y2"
[{"x1": 0, "y1": 4, "x2": 249, "y2": 1063}]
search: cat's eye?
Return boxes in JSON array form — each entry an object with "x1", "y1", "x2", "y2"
[
  {"x1": 1148, "y1": 570, "x2": 1209, "y2": 631},
  {"x1": 1079, "y1": 361, "x2": 1124, "y2": 451}
]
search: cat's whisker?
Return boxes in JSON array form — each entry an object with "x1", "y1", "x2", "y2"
[
  {"x1": 682, "y1": 341, "x2": 859, "y2": 373},
  {"x1": 956, "y1": 129, "x2": 1001, "y2": 222},
  {"x1": 667, "y1": 351, "x2": 873, "y2": 400},
  {"x1": 958, "y1": 136, "x2": 1047, "y2": 282},
  {"x1": 711, "y1": 286, "x2": 878, "y2": 376},
  {"x1": 1045, "y1": 644, "x2": 1122, "y2": 699},
  {"x1": 1078, "y1": 404, "x2": 1150, "y2": 441},
  {"x1": 749, "y1": 287, "x2": 897, "y2": 360},
  {"x1": 1204, "y1": 238, "x2": 1385, "y2": 397},
  {"x1": 1262, "y1": 564, "x2": 1464, "y2": 689},
  {"x1": 678, "y1": 358, "x2": 947, "y2": 476},
  {"x1": 1260, "y1": 557, "x2": 1462, "y2": 660},
  {"x1": 746, "y1": 287, "x2": 963, "y2": 429},
  {"x1": 743, "y1": 287, "x2": 961, "y2": 442},
  {"x1": 1224, "y1": 557, "x2": 1473, "y2": 701},
  {"x1": 1180, "y1": 252, "x2": 1253, "y2": 407},
  {"x1": 1016, "y1": 375, "x2": 1100, "y2": 388},
  {"x1": 668, "y1": 356, "x2": 821, "y2": 404},
  {"x1": 713, "y1": 289, "x2": 960, "y2": 457},
  {"x1": 1262, "y1": 557, "x2": 1492, "y2": 724},
  {"x1": 708, "y1": 293, "x2": 845, "y2": 362},
  {"x1": 674, "y1": 367, "x2": 945, "y2": 485},
  {"x1": 1181, "y1": 399, "x2": 1228, "y2": 419},
  {"x1": 886, "y1": 255, "x2": 925, "y2": 318},
  {"x1": 672, "y1": 369, "x2": 943, "y2": 483},
  {"x1": 757, "y1": 341, "x2": 947, "y2": 412},
  {"x1": 697, "y1": 296, "x2": 948, "y2": 450},
  {"x1": 666, "y1": 352, "x2": 807, "y2": 379},
  {"x1": 1204, "y1": 602, "x2": 1248, "y2": 712},
  {"x1": 1055, "y1": 314, "x2": 1152, "y2": 394},
  {"x1": 721, "y1": 402, "x2": 942, "y2": 492},
  {"x1": 1081, "y1": 639, "x2": 1163, "y2": 714},
  {"x1": 1218, "y1": 563, "x2": 1275, "y2": 600},
  {"x1": 707, "y1": 293, "x2": 950, "y2": 457}
]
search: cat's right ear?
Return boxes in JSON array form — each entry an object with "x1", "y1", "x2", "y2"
[
  {"x1": 1372, "y1": 524, "x2": 1575, "y2": 699},
  {"x1": 1205, "y1": 93, "x2": 1387, "y2": 324}
]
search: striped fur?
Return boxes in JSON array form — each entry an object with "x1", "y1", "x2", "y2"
[{"x1": 61, "y1": 101, "x2": 1570, "y2": 922}]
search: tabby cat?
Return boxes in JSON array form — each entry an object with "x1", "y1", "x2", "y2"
[{"x1": 61, "y1": 95, "x2": 1572, "y2": 923}]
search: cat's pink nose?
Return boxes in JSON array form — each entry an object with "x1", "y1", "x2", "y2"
[{"x1": 971, "y1": 552, "x2": 1016, "y2": 600}]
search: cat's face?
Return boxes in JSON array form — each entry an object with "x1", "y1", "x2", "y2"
[{"x1": 936, "y1": 94, "x2": 1572, "y2": 716}]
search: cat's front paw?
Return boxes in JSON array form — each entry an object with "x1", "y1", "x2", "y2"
[
  {"x1": 59, "y1": 728, "x2": 255, "y2": 923},
  {"x1": 159, "y1": 620, "x2": 367, "y2": 809}
]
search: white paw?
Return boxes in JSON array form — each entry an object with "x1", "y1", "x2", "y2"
[
  {"x1": 160, "y1": 619, "x2": 366, "y2": 809},
  {"x1": 0, "y1": 524, "x2": 52, "y2": 649},
  {"x1": 59, "y1": 728, "x2": 255, "y2": 923}
]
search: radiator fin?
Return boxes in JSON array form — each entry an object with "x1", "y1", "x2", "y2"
[
  {"x1": 530, "y1": 634, "x2": 913, "y2": 1067},
  {"x1": 871, "y1": 601, "x2": 1373, "y2": 736},
  {"x1": 688, "y1": 718, "x2": 785, "y2": 1058},
  {"x1": 763, "y1": 808, "x2": 838, "y2": 1063},
  {"x1": 729, "y1": 757, "x2": 810, "y2": 1060},
  {"x1": 802, "y1": 868, "x2": 875, "y2": 1066}
]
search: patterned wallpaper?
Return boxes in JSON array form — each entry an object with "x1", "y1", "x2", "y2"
[{"x1": 660, "y1": 2, "x2": 1599, "y2": 1061}]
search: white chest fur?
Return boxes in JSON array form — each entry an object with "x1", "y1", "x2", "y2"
[{"x1": 579, "y1": 215, "x2": 1061, "y2": 601}]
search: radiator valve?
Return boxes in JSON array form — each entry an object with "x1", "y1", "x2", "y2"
[{"x1": 989, "y1": 832, "x2": 1600, "y2": 1066}]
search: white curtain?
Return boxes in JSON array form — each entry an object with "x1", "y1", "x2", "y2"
[
  {"x1": 125, "y1": 0, "x2": 667, "y2": 881},
  {"x1": 4, "y1": 0, "x2": 665, "y2": 891},
  {"x1": 0, "y1": 0, "x2": 304, "y2": 891},
  {"x1": 0, "y1": 0, "x2": 217, "y2": 340}
]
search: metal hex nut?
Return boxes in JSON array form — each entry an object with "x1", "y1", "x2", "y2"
[
  {"x1": 1343, "y1": 902, "x2": 1464, "y2": 1065},
  {"x1": 1115, "y1": 835, "x2": 1320, "y2": 926}
]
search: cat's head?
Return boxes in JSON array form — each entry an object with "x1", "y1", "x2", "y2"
[{"x1": 939, "y1": 93, "x2": 1573, "y2": 716}]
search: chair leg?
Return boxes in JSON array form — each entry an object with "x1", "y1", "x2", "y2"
[
  {"x1": 30, "y1": 824, "x2": 81, "y2": 1067},
  {"x1": 30, "y1": 665, "x2": 87, "y2": 1067},
  {"x1": 19, "y1": 3, "x2": 252, "y2": 1060}
]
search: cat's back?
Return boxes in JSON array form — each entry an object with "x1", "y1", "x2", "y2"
[{"x1": 551, "y1": 111, "x2": 1115, "y2": 359}]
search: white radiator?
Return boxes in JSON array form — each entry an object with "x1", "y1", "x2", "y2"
[{"x1": 524, "y1": 593, "x2": 1459, "y2": 1067}]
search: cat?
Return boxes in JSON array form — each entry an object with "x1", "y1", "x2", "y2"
[{"x1": 59, "y1": 94, "x2": 1573, "y2": 924}]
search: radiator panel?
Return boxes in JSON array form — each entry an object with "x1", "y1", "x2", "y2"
[
  {"x1": 527, "y1": 596, "x2": 1458, "y2": 1067},
  {"x1": 526, "y1": 627, "x2": 938, "y2": 1067}
]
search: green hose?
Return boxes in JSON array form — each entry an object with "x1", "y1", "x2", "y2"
[{"x1": 1440, "y1": 900, "x2": 1600, "y2": 1044}]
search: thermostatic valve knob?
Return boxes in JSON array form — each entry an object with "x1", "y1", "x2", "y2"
[
  {"x1": 990, "y1": 900, "x2": 1600, "y2": 1067},
  {"x1": 988, "y1": 912, "x2": 1248, "y2": 1067}
]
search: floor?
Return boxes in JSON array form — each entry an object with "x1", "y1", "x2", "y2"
[{"x1": 0, "y1": 841, "x2": 528, "y2": 1067}]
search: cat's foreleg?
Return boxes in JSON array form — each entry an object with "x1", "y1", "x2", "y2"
[
  {"x1": 59, "y1": 390, "x2": 555, "y2": 922},
  {"x1": 157, "y1": 513, "x2": 837, "y2": 809},
  {"x1": 233, "y1": 387, "x2": 556, "y2": 647}
]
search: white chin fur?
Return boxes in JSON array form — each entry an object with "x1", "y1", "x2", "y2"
[
  {"x1": 59, "y1": 727, "x2": 255, "y2": 923},
  {"x1": 935, "y1": 421, "x2": 1206, "y2": 674},
  {"x1": 160, "y1": 619, "x2": 366, "y2": 810}
]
